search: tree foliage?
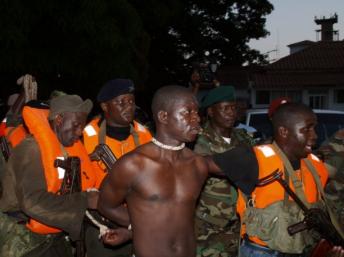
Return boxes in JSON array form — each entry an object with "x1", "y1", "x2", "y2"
[
  {"x1": 0, "y1": 0, "x2": 273, "y2": 99},
  {"x1": 0, "y1": 0, "x2": 148, "y2": 97},
  {"x1": 131, "y1": 0, "x2": 273, "y2": 87}
]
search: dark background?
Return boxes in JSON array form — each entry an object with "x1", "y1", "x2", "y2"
[{"x1": 0, "y1": 0, "x2": 273, "y2": 116}]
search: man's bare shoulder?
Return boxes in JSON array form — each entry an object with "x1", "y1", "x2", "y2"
[
  {"x1": 108, "y1": 143, "x2": 168, "y2": 187},
  {"x1": 191, "y1": 151, "x2": 210, "y2": 172},
  {"x1": 116, "y1": 143, "x2": 209, "y2": 173},
  {"x1": 107, "y1": 146, "x2": 151, "y2": 187},
  {"x1": 113, "y1": 143, "x2": 157, "y2": 171},
  {"x1": 182, "y1": 147, "x2": 205, "y2": 162},
  {"x1": 125, "y1": 142, "x2": 157, "y2": 160},
  {"x1": 176, "y1": 147, "x2": 210, "y2": 176}
]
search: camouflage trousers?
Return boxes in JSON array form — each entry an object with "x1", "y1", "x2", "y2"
[
  {"x1": 195, "y1": 216, "x2": 241, "y2": 257},
  {"x1": 0, "y1": 212, "x2": 73, "y2": 257}
]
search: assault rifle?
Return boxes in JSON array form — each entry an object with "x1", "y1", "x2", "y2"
[
  {"x1": 54, "y1": 157, "x2": 84, "y2": 257},
  {"x1": 54, "y1": 157, "x2": 82, "y2": 195},
  {"x1": 89, "y1": 143, "x2": 117, "y2": 171},
  {"x1": 258, "y1": 170, "x2": 344, "y2": 256},
  {"x1": 0, "y1": 136, "x2": 10, "y2": 161}
]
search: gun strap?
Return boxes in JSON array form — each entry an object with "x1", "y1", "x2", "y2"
[
  {"x1": 304, "y1": 159, "x2": 344, "y2": 240},
  {"x1": 130, "y1": 123, "x2": 140, "y2": 147},
  {"x1": 283, "y1": 171, "x2": 290, "y2": 204},
  {"x1": 272, "y1": 142, "x2": 310, "y2": 208},
  {"x1": 0, "y1": 136, "x2": 10, "y2": 161},
  {"x1": 99, "y1": 120, "x2": 107, "y2": 145},
  {"x1": 59, "y1": 143, "x2": 69, "y2": 159},
  {"x1": 6, "y1": 127, "x2": 17, "y2": 143}
]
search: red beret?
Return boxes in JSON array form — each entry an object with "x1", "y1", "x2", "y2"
[{"x1": 268, "y1": 97, "x2": 291, "y2": 118}]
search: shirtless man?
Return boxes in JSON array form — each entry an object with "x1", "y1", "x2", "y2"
[{"x1": 98, "y1": 85, "x2": 256, "y2": 257}]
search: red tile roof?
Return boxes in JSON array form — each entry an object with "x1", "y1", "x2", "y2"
[
  {"x1": 217, "y1": 41, "x2": 344, "y2": 89},
  {"x1": 269, "y1": 41, "x2": 344, "y2": 70},
  {"x1": 253, "y1": 71, "x2": 344, "y2": 89},
  {"x1": 252, "y1": 41, "x2": 344, "y2": 89}
]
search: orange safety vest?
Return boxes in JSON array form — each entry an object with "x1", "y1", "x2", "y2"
[
  {"x1": 4, "y1": 124, "x2": 28, "y2": 148},
  {"x1": 83, "y1": 118, "x2": 152, "y2": 186},
  {"x1": 22, "y1": 106, "x2": 97, "y2": 234},
  {"x1": 237, "y1": 144, "x2": 328, "y2": 247},
  {"x1": 0, "y1": 116, "x2": 28, "y2": 149}
]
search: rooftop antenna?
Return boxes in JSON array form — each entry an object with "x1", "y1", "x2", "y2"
[
  {"x1": 314, "y1": 13, "x2": 339, "y2": 41},
  {"x1": 275, "y1": 29, "x2": 280, "y2": 59}
]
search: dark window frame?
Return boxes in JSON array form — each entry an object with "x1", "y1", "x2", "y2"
[{"x1": 334, "y1": 89, "x2": 344, "y2": 104}]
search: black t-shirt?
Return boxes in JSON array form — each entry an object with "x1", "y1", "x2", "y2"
[
  {"x1": 106, "y1": 124, "x2": 131, "y2": 141},
  {"x1": 212, "y1": 146, "x2": 259, "y2": 195}
]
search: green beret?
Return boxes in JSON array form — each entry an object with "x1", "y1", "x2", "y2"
[{"x1": 201, "y1": 85, "x2": 236, "y2": 109}]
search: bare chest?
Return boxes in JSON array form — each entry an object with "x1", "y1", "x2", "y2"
[{"x1": 132, "y1": 162, "x2": 205, "y2": 203}]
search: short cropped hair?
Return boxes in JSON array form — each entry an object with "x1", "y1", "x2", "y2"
[
  {"x1": 271, "y1": 102, "x2": 314, "y2": 133},
  {"x1": 151, "y1": 85, "x2": 194, "y2": 122}
]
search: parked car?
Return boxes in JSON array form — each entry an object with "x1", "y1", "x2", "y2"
[{"x1": 245, "y1": 109, "x2": 344, "y2": 148}]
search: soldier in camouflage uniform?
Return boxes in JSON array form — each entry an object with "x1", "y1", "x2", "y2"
[
  {"x1": 319, "y1": 129, "x2": 344, "y2": 226},
  {"x1": 194, "y1": 86, "x2": 256, "y2": 257}
]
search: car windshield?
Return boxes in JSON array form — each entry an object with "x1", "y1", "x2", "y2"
[
  {"x1": 249, "y1": 114, "x2": 272, "y2": 141},
  {"x1": 315, "y1": 113, "x2": 344, "y2": 146}
]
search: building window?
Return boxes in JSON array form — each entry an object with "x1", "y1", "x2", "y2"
[
  {"x1": 334, "y1": 90, "x2": 344, "y2": 103},
  {"x1": 271, "y1": 90, "x2": 302, "y2": 102},
  {"x1": 308, "y1": 89, "x2": 328, "y2": 109},
  {"x1": 256, "y1": 90, "x2": 270, "y2": 104},
  {"x1": 286, "y1": 91, "x2": 302, "y2": 102},
  {"x1": 256, "y1": 90, "x2": 302, "y2": 105}
]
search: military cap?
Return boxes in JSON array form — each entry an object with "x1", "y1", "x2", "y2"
[
  {"x1": 48, "y1": 94, "x2": 93, "y2": 120},
  {"x1": 49, "y1": 90, "x2": 66, "y2": 100},
  {"x1": 97, "y1": 79, "x2": 135, "y2": 102},
  {"x1": 201, "y1": 85, "x2": 236, "y2": 109},
  {"x1": 268, "y1": 97, "x2": 291, "y2": 118}
]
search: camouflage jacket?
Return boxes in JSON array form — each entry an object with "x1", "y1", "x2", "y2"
[
  {"x1": 322, "y1": 132, "x2": 344, "y2": 227},
  {"x1": 194, "y1": 122, "x2": 256, "y2": 226},
  {"x1": 323, "y1": 135, "x2": 344, "y2": 183}
]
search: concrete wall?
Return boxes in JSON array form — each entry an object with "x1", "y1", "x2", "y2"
[{"x1": 250, "y1": 88, "x2": 344, "y2": 111}]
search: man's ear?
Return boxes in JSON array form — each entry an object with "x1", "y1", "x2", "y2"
[
  {"x1": 54, "y1": 114, "x2": 63, "y2": 127},
  {"x1": 278, "y1": 126, "x2": 289, "y2": 139},
  {"x1": 157, "y1": 110, "x2": 168, "y2": 124},
  {"x1": 100, "y1": 102, "x2": 108, "y2": 113}
]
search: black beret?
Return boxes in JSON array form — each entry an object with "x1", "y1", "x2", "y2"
[{"x1": 97, "y1": 79, "x2": 135, "y2": 102}]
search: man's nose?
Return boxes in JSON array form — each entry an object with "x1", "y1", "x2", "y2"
[
  {"x1": 226, "y1": 106, "x2": 236, "y2": 115},
  {"x1": 192, "y1": 113, "x2": 200, "y2": 123},
  {"x1": 310, "y1": 128, "x2": 318, "y2": 141},
  {"x1": 123, "y1": 101, "x2": 135, "y2": 110}
]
